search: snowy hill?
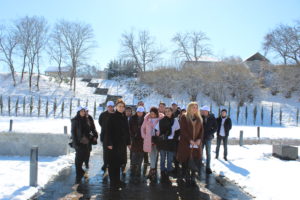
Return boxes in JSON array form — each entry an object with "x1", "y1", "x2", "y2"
[{"x1": 0, "y1": 72, "x2": 299, "y2": 127}]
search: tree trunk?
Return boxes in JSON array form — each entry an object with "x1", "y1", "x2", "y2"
[{"x1": 20, "y1": 55, "x2": 27, "y2": 83}]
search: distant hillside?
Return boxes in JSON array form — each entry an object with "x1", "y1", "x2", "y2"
[{"x1": 0, "y1": 73, "x2": 299, "y2": 127}]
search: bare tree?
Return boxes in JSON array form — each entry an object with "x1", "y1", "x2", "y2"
[
  {"x1": 263, "y1": 23, "x2": 300, "y2": 65},
  {"x1": 26, "y1": 16, "x2": 48, "y2": 90},
  {"x1": 172, "y1": 31, "x2": 212, "y2": 61},
  {"x1": 54, "y1": 20, "x2": 96, "y2": 91},
  {"x1": 121, "y1": 30, "x2": 163, "y2": 72},
  {"x1": 48, "y1": 28, "x2": 66, "y2": 84},
  {"x1": 0, "y1": 25, "x2": 18, "y2": 86},
  {"x1": 15, "y1": 16, "x2": 34, "y2": 83}
]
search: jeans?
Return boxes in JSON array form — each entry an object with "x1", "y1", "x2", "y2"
[
  {"x1": 160, "y1": 150, "x2": 174, "y2": 172},
  {"x1": 202, "y1": 139, "x2": 212, "y2": 169},
  {"x1": 150, "y1": 145, "x2": 158, "y2": 169},
  {"x1": 75, "y1": 144, "x2": 89, "y2": 181},
  {"x1": 216, "y1": 135, "x2": 228, "y2": 158},
  {"x1": 132, "y1": 152, "x2": 144, "y2": 167}
]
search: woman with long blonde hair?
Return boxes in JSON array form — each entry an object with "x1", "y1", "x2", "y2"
[{"x1": 177, "y1": 102, "x2": 204, "y2": 186}]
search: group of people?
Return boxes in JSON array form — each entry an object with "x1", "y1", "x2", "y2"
[{"x1": 71, "y1": 99, "x2": 232, "y2": 190}]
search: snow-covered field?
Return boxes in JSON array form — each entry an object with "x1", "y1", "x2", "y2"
[
  {"x1": 207, "y1": 145, "x2": 300, "y2": 200},
  {"x1": 0, "y1": 153, "x2": 74, "y2": 200}
]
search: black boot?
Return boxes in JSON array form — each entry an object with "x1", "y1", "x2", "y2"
[{"x1": 206, "y1": 168, "x2": 212, "y2": 174}]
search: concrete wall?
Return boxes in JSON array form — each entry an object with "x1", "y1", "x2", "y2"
[{"x1": 0, "y1": 132, "x2": 70, "y2": 156}]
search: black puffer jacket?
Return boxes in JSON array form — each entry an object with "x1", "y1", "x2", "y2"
[
  {"x1": 71, "y1": 112, "x2": 91, "y2": 149},
  {"x1": 106, "y1": 111, "x2": 131, "y2": 165},
  {"x1": 202, "y1": 113, "x2": 217, "y2": 141},
  {"x1": 216, "y1": 116, "x2": 232, "y2": 137}
]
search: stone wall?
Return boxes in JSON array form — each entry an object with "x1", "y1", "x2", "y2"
[{"x1": 0, "y1": 132, "x2": 70, "y2": 156}]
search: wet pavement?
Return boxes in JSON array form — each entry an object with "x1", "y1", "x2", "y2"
[{"x1": 32, "y1": 147, "x2": 252, "y2": 200}]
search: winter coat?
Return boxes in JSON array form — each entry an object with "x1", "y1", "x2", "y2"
[
  {"x1": 71, "y1": 113, "x2": 91, "y2": 150},
  {"x1": 129, "y1": 113, "x2": 146, "y2": 152},
  {"x1": 155, "y1": 116, "x2": 180, "y2": 152},
  {"x1": 216, "y1": 116, "x2": 232, "y2": 137},
  {"x1": 98, "y1": 111, "x2": 114, "y2": 143},
  {"x1": 177, "y1": 114, "x2": 204, "y2": 163},
  {"x1": 106, "y1": 111, "x2": 131, "y2": 165},
  {"x1": 88, "y1": 115, "x2": 98, "y2": 139},
  {"x1": 202, "y1": 113, "x2": 217, "y2": 141},
  {"x1": 174, "y1": 109, "x2": 181, "y2": 118},
  {"x1": 141, "y1": 112, "x2": 164, "y2": 153}
]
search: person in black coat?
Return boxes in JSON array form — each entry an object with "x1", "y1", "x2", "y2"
[
  {"x1": 71, "y1": 106, "x2": 91, "y2": 184},
  {"x1": 216, "y1": 109, "x2": 232, "y2": 161},
  {"x1": 106, "y1": 99, "x2": 131, "y2": 189},
  {"x1": 155, "y1": 107, "x2": 180, "y2": 182},
  {"x1": 171, "y1": 102, "x2": 181, "y2": 118},
  {"x1": 129, "y1": 106, "x2": 146, "y2": 179},
  {"x1": 98, "y1": 101, "x2": 115, "y2": 172},
  {"x1": 84, "y1": 107, "x2": 98, "y2": 169},
  {"x1": 200, "y1": 106, "x2": 217, "y2": 174}
]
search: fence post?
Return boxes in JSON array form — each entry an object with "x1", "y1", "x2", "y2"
[
  {"x1": 257, "y1": 126, "x2": 260, "y2": 138},
  {"x1": 9, "y1": 119, "x2": 13, "y2": 132},
  {"x1": 30, "y1": 146, "x2": 38, "y2": 187},
  {"x1": 239, "y1": 130, "x2": 243, "y2": 146},
  {"x1": 64, "y1": 126, "x2": 68, "y2": 135}
]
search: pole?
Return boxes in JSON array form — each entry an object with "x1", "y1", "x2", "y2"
[
  {"x1": 9, "y1": 119, "x2": 13, "y2": 132},
  {"x1": 30, "y1": 146, "x2": 38, "y2": 187},
  {"x1": 239, "y1": 130, "x2": 244, "y2": 146}
]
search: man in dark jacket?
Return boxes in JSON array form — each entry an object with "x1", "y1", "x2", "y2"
[
  {"x1": 71, "y1": 106, "x2": 91, "y2": 184},
  {"x1": 216, "y1": 109, "x2": 232, "y2": 161},
  {"x1": 201, "y1": 105, "x2": 217, "y2": 174},
  {"x1": 171, "y1": 102, "x2": 181, "y2": 118},
  {"x1": 106, "y1": 99, "x2": 131, "y2": 189},
  {"x1": 98, "y1": 101, "x2": 115, "y2": 173},
  {"x1": 84, "y1": 107, "x2": 98, "y2": 169}
]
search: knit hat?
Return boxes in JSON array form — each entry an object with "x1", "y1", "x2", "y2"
[
  {"x1": 106, "y1": 101, "x2": 114, "y2": 107},
  {"x1": 84, "y1": 106, "x2": 89, "y2": 111},
  {"x1": 76, "y1": 106, "x2": 85, "y2": 112},
  {"x1": 136, "y1": 106, "x2": 145, "y2": 113},
  {"x1": 200, "y1": 105, "x2": 210, "y2": 112}
]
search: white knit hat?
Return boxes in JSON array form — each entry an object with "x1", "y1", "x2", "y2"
[
  {"x1": 136, "y1": 106, "x2": 145, "y2": 113},
  {"x1": 106, "y1": 101, "x2": 114, "y2": 107},
  {"x1": 76, "y1": 106, "x2": 85, "y2": 112},
  {"x1": 200, "y1": 105, "x2": 210, "y2": 112}
]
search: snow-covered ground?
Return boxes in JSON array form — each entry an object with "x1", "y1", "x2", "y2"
[
  {"x1": 1, "y1": 117, "x2": 299, "y2": 140},
  {"x1": 0, "y1": 117, "x2": 101, "y2": 134},
  {"x1": 0, "y1": 153, "x2": 74, "y2": 200},
  {"x1": 206, "y1": 145, "x2": 300, "y2": 200}
]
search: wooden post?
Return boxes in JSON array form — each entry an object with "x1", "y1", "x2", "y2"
[
  {"x1": 239, "y1": 130, "x2": 243, "y2": 146},
  {"x1": 64, "y1": 126, "x2": 68, "y2": 135},
  {"x1": 9, "y1": 119, "x2": 13, "y2": 132},
  {"x1": 257, "y1": 126, "x2": 260, "y2": 138},
  {"x1": 30, "y1": 146, "x2": 38, "y2": 187}
]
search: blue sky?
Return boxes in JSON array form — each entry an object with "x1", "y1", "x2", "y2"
[{"x1": 0, "y1": 0, "x2": 299, "y2": 71}]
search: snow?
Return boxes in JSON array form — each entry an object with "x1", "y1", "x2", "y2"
[
  {"x1": 0, "y1": 117, "x2": 101, "y2": 134},
  {"x1": 206, "y1": 145, "x2": 300, "y2": 200},
  {"x1": 0, "y1": 153, "x2": 74, "y2": 200}
]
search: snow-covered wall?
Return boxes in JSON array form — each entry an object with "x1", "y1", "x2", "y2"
[{"x1": 0, "y1": 133, "x2": 69, "y2": 156}]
